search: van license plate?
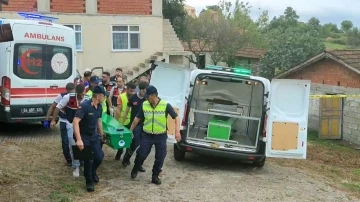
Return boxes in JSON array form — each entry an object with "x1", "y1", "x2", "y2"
[{"x1": 21, "y1": 107, "x2": 43, "y2": 114}]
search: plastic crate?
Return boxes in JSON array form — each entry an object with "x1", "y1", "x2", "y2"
[{"x1": 102, "y1": 114, "x2": 132, "y2": 149}]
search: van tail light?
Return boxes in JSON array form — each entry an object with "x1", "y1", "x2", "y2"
[
  {"x1": 1, "y1": 76, "x2": 11, "y2": 106},
  {"x1": 262, "y1": 114, "x2": 268, "y2": 138},
  {"x1": 181, "y1": 104, "x2": 188, "y2": 127}
]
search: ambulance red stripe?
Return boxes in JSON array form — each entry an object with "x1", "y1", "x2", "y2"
[{"x1": 0, "y1": 87, "x2": 66, "y2": 98}]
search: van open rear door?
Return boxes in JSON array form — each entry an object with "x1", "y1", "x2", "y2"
[
  {"x1": 266, "y1": 79, "x2": 311, "y2": 159},
  {"x1": 150, "y1": 62, "x2": 191, "y2": 143}
]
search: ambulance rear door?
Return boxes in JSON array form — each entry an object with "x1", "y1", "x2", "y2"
[
  {"x1": 10, "y1": 22, "x2": 47, "y2": 118},
  {"x1": 45, "y1": 24, "x2": 76, "y2": 105}
]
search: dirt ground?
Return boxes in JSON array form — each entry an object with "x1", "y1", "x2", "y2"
[{"x1": 0, "y1": 124, "x2": 360, "y2": 202}]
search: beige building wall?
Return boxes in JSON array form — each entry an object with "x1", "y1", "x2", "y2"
[
  {"x1": 184, "y1": 4, "x2": 196, "y2": 18},
  {"x1": 0, "y1": 12, "x2": 163, "y2": 73}
]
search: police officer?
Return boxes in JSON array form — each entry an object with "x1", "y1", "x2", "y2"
[
  {"x1": 50, "y1": 84, "x2": 89, "y2": 177},
  {"x1": 86, "y1": 76, "x2": 108, "y2": 114},
  {"x1": 73, "y1": 86, "x2": 106, "y2": 192},
  {"x1": 130, "y1": 85, "x2": 181, "y2": 185},
  {"x1": 44, "y1": 82, "x2": 75, "y2": 167}
]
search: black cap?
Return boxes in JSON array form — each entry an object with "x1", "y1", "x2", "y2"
[
  {"x1": 92, "y1": 86, "x2": 107, "y2": 96},
  {"x1": 90, "y1": 76, "x2": 99, "y2": 84},
  {"x1": 145, "y1": 85, "x2": 158, "y2": 97}
]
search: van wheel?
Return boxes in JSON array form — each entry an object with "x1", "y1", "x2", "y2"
[
  {"x1": 253, "y1": 157, "x2": 266, "y2": 168},
  {"x1": 173, "y1": 144, "x2": 185, "y2": 161}
]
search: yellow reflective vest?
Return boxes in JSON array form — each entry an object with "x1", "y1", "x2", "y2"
[
  {"x1": 86, "y1": 88, "x2": 107, "y2": 114},
  {"x1": 119, "y1": 93, "x2": 131, "y2": 125},
  {"x1": 142, "y1": 100, "x2": 167, "y2": 134}
]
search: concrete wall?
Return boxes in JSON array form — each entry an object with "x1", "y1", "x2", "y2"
[
  {"x1": 309, "y1": 83, "x2": 360, "y2": 144},
  {"x1": 0, "y1": 12, "x2": 163, "y2": 73}
]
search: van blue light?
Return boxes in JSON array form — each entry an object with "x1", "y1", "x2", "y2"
[
  {"x1": 18, "y1": 12, "x2": 58, "y2": 22},
  {"x1": 205, "y1": 65, "x2": 252, "y2": 76}
]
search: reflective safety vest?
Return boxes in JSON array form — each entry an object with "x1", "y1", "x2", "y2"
[
  {"x1": 86, "y1": 88, "x2": 107, "y2": 114},
  {"x1": 142, "y1": 100, "x2": 167, "y2": 134},
  {"x1": 119, "y1": 93, "x2": 131, "y2": 125}
]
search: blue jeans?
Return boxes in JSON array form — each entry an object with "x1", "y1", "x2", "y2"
[
  {"x1": 65, "y1": 122, "x2": 80, "y2": 168},
  {"x1": 59, "y1": 122, "x2": 71, "y2": 163},
  {"x1": 134, "y1": 133, "x2": 167, "y2": 176},
  {"x1": 82, "y1": 133, "x2": 104, "y2": 183}
]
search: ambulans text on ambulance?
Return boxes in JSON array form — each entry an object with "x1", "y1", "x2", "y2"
[{"x1": 24, "y1": 33, "x2": 65, "y2": 42}]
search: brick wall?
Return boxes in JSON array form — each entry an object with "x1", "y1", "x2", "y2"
[
  {"x1": 309, "y1": 84, "x2": 360, "y2": 144},
  {"x1": 284, "y1": 59, "x2": 360, "y2": 144},
  {"x1": 1, "y1": 0, "x2": 37, "y2": 12},
  {"x1": 97, "y1": 0, "x2": 152, "y2": 15},
  {"x1": 286, "y1": 58, "x2": 360, "y2": 88},
  {"x1": 50, "y1": 0, "x2": 86, "y2": 13}
]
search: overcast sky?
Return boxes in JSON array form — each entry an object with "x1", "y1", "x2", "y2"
[{"x1": 185, "y1": 0, "x2": 360, "y2": 27}]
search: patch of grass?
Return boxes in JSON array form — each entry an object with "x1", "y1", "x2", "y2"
[
  {"x1": 343, "y1": 183, "x2": 360, "y2": 192},
  {"x1": 271, "y1": 131, "x2": 360, "y2": 198},
  {"x1": 49, "y1": 191, "x2": 71, "y2": 202},
  {"x1": 324, "y1": 41, "x2": 349, "y2": 50}
]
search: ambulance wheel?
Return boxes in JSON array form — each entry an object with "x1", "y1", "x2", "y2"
[
  {"x1": 253, "y1": 157, "x2": 266, "y2": 168},
  {"x1": 173, "y1": 144, "x2": 185, "y2": 161}
]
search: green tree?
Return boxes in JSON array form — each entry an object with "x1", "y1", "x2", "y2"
[
  {"x1": 307, "y1": 17, "x2": 321, "y2": 31},
  {"x1": 183, "y1": 0, "x2": 265, "y2": 67},
  {"x1": 260, "y1": 8, "x2": 325, "y2": 79},
  {"x1": 341, "y1": 20, "x2": 353, "y2": 32},
  {"x1": 163, "y1": 0, "x2": 188, "y2": 40},
  {"x1": 346, "y1": 27, "x2": 360, "y2": 47},
  {"x1": 200, "y1": 5, "x2": 222, "y2": 13}
]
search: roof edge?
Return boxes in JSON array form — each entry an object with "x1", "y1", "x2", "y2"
[{"x1": 274, "y1": 52, "x2": 326, "y2": 79}]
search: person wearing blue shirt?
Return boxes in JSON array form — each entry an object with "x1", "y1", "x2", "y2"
[
  {"x1": 130, "y1": 85, "x2": 181, "y2": 185},
  {"x1": 73, "y1": 86, "x2": 106, "y2": 192},
  {"x1": 134, "y1": 75, "x2": 149, "y2": 93}
]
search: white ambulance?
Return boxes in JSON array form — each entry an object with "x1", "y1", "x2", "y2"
[{"x1": 0, "y1": 14, "x2": 76, "y2": 124}]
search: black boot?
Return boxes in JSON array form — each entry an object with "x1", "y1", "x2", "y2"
[
  {"x1": 115, "y1": 150, "x2": 122, "y2": 160},
  {"x1": 131, "y1": 166, "x2": 138, "y2": 179},
  {"x1": 122, "y1": 154, "x2": 131, "y2": 167},
  {"x1": 93, "y1": 174, "x2": 99, "y2": 184},
  {"x1": 151, "y1": 174, "x2": 161, "y2": 185},
  {"x1": 86, "y1": 182, "x2": 94, "y2": 192}
]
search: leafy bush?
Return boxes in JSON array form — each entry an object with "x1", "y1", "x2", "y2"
[{"x1": 332, "y1": 38, "x2": 347, "y2": 45}]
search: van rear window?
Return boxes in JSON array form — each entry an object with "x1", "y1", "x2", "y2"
[{"x1": 13, "y1": 43, "x2": 72, "y2": 80}]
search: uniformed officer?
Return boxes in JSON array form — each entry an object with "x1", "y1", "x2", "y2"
[
  {"x1": 73, "y1": 86, "x2": 106, "y2": 192},
  {"x1": 130, "y1": 85, "x2": 181, "y2": 185},
  {"x1": 114, "y1": 82, "x2": 137, "y2": 161},
  {"x1": 50, "y1": 84, "x2": 89, "y2": 177},
  {"x1": 121, "y1": 81, "x2": 148, "y2": 168},
  {"x1": 86, "y1": 76, "x2": 108, "y2": 114},
  {"x1": 44, "y1": 82, "x2": 75, "y2": 167}
]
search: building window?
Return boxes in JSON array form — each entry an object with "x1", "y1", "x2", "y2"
[
  {"x1": 112, "y1": 25, "x2": 140, "y2": 51},
  {"x1": 63, "y1": 24, "x2": 82, "y2": 51}
]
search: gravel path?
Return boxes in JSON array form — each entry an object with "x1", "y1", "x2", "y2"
[
  {"x1": 79, "y1": 148, "x2": 355, "y2": 202},
  {"x1": 0, "y1": 123, "x2": 356, "y2": 202}
]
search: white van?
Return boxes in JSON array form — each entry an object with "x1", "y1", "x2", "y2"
[
  {"x1": 0, "y1": 17, "x2": 76, "y2": 123},
  {"x1": 150, "y1": 62, "x2": 311, "y2": 167}
]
